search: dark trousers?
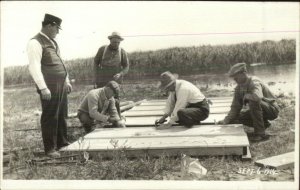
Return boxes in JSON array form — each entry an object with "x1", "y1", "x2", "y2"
[
  {"x1": 177, "y1": 99, "x2": 210, "y2": 127},
  {"x1": 238, "y1": 99, "x2": 279, "y2": 135},
  {"x1": 39, "y1": 80, "x2": 68, "y2": 153},
  {"x1": 77, "y1": 111, "x2": 95, "y2": 132}
]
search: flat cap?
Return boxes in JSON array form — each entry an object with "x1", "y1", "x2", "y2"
[
  {"x1": 228, "y1": 63, "x2": 247, "y2": 77},
  {"x1": 43, "y1": 13, "x2": 62, "y2": 29}
]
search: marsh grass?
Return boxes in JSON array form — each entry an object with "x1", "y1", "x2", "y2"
[{"x1": 2, "y1": 81, "x2": 296, "y2": 181}]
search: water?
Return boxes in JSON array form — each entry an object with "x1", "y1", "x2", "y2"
[{"x1": 182, "y1": 64, "x2": 297, "y2": 96}]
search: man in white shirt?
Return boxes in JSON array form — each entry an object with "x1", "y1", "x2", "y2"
[
  {"x1": 155, "y1": 71, "x2": 210, "y2": 129},
  {"x1": 27, "y1": 14, "x2": 72, "y2": 158}
]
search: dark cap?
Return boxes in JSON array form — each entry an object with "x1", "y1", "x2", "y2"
[
  {"x1": 106, "y1": 81, "x2": 120, "y2": 97},
  {"x1": 43, "y1": 13, "x2": 62, "y2": 29},
  {"x1": 228, "y1": 63, "x2": 247, "y2": 77},
  {"x1": 159, "y1": 71, "x2": 178, "y2": 90}
]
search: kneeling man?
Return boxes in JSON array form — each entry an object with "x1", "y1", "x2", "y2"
[
  {"x1": 218, "y1": 63, "x2": 279, "y2": 141},
  {"x1": 156, "y1": 71, "x2": 210, "y2": 129},
  {"x1": 78, "y1": 81, "x2": 125, "y2": 133}
]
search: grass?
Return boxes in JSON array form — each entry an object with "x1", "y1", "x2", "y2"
[{"x1": 2, "y1": 79, "x2": 296, "y2": 181}]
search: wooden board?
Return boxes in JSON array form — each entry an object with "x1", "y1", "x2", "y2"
[
  {"x1": 123, "y1": 107, "x2": 230, "y2": 117},
  {"x1": 140, "y1": 99, "x2": 232, "y2": 106},
  {"x1": 125, "y1": 113, "x2": 226, "y2": 126},
  {"x1": 61, "y1": 124, "x2": 249, "y2": 157},
  {"x1": 84, "y1": 125, "x2": 245, "y2": 139},
  {"x1": 255, "y1": 152, "x2": 294, "y2": 169},
  {"x1": 130, "y1": 102, "x2": 231, "y2": 111}
]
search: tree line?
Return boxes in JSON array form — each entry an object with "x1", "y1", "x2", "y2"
[{"x1": 4, "y1": 39, "x2": 296, "y2": 86}]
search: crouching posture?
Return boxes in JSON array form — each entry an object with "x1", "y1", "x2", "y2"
[
  {"x1": 155, "y1": 71, "x2": 210, "y2": 129},
  {"x1": 218, "y1": 63, "x2": 280, "y2": 141},
  {"x1": 77, "y1": 81, "x2": 125, "y2": 133}
]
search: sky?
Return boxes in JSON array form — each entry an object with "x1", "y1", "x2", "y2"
[{"x1": 0, "y1": 1, "x2": 299, "y2": 67}]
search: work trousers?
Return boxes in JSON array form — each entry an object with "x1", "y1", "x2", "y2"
[
  {"x1": 177, "y1": 99, "x2": 210, "y2": 127},
  {"x1": 38, "y1": 80, "x2": 68, "y2": 153},
  {"x1": 238, "y1": 99, "x2": 279, "y2": 135},
  {"x1": 77, "y1": 111, "x2": 95, "y2": 132}
]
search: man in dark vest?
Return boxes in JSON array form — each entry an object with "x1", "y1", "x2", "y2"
[
  {"x1": 27, "y1": 14, "x2": 72, "y2": 157},
  {"x1": 93, "y1": 32, "x2": 130, "y2": 116}
]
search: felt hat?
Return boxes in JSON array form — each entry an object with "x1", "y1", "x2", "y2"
[
  {"x1": 159, "y1": 71, "x2": 178, "y2": 90},
  {"x1": 43, "y1": 13, "x2": 62, "y2": 29},
  {"x1": 108, "y1": 32, "x2": 124, "y2": 41},
  {"x1": 228, "y1": 63, "x2": 247, "y2": 77},
  {"x1": 106, "y1": 81, "x2": 120, "y2": 97}
]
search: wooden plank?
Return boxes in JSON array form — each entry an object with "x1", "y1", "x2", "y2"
[
  {"x1": 147, "y1": 97, "x2": 232, "y2": 102},
  {"x1": 125, "y1": 113, "x2": 226, "y2": 126},
  {"x1": 140, "y1": 99, "x2": 232, "y2": 106},
  {"x1": 62, "y1": 147, "x2": 244, "y2": 157},
  {"x1": 123, "y1": 107, "x2": 230, "y2": 117},
  {"x1": 255, "y1": 152, "x2": 294, "y2": 169},
  {"x1": 131, "y1": 103, "x2": 231, "y2": 111},
  {"x1": 242, "y1": 146, "x2": 252, "y2": 160},
  {"x1": 84, "y1": 125, "x2": 245, "y2": 139},
  {"x1": 62, "y1": 135, "x2": 249, "y2": 151}
]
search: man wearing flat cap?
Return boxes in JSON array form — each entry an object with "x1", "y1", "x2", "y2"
[
  {"x1": 155, "y1": 71, "x2": 210, "y2": 129},
  {"x1": 27, "y1": 13, "x2": 72, "y2": 158},
  {"x1": 218, "y1": 63, "x2": 280, "y2": 141},
  {"x1": 93, "y1": 31, "x2": 130, "y2": 117},
  {"x1": 78, "y1": 81, "x2": 126, "y2": 133}
]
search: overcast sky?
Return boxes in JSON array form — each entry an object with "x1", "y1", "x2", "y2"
[{"x1": 1, "y1": 1, "x2": 299, "y2": 67}]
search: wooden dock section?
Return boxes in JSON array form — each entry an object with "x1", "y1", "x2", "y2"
[
  {"x1": 61, "y1": 98, "x2": 251, "y2": 158},
  {"x1": 61, "y1": 124, "x2": 249, "y2": 157}
]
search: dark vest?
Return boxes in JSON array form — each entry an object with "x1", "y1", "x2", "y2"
[{"x1": 33, "y1": 33, "x2": 67, "y2": 84}]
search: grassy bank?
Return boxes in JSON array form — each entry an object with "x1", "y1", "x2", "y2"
[
  {"x1": 4, "y1": 39, "x2": 296, "y2": 86},
  {"x1": 2, "y1": 79, "x2": 295, "y2": 180}
]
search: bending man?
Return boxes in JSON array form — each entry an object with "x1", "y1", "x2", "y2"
[
  {"x1": 156, "y1": 71, "x2": 210, "y2": 129},
  {"x1": 78, "y1": 81, "x2": 126, "y2": 133}
]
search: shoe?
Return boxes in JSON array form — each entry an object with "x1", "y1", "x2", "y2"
[
  {"x1": 57, "y1": 142, "x2": 71, "y2": 150},
  {"x1": 264, "y1": 121, "x2": 271, "y2": 129},
  {"x1": 249, "y1": 134, "x2": 270, "y2": 142},
  {"x1": 46, "y1": 150, "x2": 61, "y2": 158}
]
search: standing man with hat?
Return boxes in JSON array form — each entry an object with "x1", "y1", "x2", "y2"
[
  {"x1": 218, "y1": 63, "x2": 280, "y2": 141},
  {"x1": 155, "y1": 71, "x2": 210, "y2": 129},
  {"x1": 93, "y1": 31, "x2": 130, "y2": 116},
  {"x1": 77, "y1": 81, "x2": 126, "y2": 133},
  {"x1": 27, "y1": 13, "x2": 72, "y2": 157}
]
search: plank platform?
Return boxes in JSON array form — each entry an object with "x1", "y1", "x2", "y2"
[
  {"x1": 61, "y1": 124, "x2": 250, "y2": 157},
  {"x1": 61, "y1": 98, "x2": 250, "y2": 158},
  {"x1": 255, "y1": 152, "x2": 294, "y2": 169}
]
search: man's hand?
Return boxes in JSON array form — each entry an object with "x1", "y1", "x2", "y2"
[
  {"x1": 115, "y1": 120, "x2": 126, "y2": 128},
  {"x1": 41, "y1": 88, "x2": 51, "y2": 100},
  {"x1": 66, "y1": 82, "x2": 73, "y2": 94},
  {"x1": 217, "y1": 120, "x2": 226, "y2": 125},
  {"x1": 113, "y1": 73, "x2": 122, "y2": 81},
  {"x1": 156, "y1": 123, "x2": 172, "y2": 130},
  {"x1": 155, "y1": 116, "x2": 167, "y2": 126}
]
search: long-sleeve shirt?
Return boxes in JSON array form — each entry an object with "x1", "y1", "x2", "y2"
[
  {"x1": 224, "y1": 76, "x2": 277, "y2": 124},
  {"x1": 164, "y1": 79, "x2": 206, "y2": 124},
  {"x1": 78, "y1": 88, "x2": 120, "y2": 122},
  {"x1": 27, "y1": 32, "x2": 70, "y2": 90}
]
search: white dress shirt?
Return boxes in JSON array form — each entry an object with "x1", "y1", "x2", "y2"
[
  {"x1": 27, "y1": 32, "x2": 69, "y2": 90},
  {"x1": 164, "y1": 79, "x2": 206, "y2": 124}
]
